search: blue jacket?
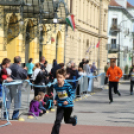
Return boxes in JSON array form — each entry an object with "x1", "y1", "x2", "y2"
[{"x1": 54, "y1": 81, "x2": 75, "y2": 107}]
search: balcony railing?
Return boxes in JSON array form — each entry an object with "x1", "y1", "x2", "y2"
[
  {"x1": 110, "y1": 24, "x2": 120, "y2": 32},
  {"x1": 108, "y1": 44, "x2": 119, "y2": 52}
]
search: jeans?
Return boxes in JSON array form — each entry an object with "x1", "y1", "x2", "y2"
[
  {"x1": 5, "y1": 85, "x2": 22, "y2": 119},
  {"x1": 51, "y1": 107, "x2": 75, "y2": 134}
]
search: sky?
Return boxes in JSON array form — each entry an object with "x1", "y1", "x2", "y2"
[{"x1": 127, "y1": 0, "x2": 134, "y2": 6}]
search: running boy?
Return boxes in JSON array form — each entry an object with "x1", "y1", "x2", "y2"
[{"x1": 51, "y1": 69, "x2": 77, "y2": 134}]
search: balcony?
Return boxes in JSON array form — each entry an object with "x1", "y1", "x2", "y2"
[
  {"x1": 108, "y1": 44, "x2": 119, "y2": 52},
  {"x1": 110, "y1": 24, "x2": 120, "y2": 32}
]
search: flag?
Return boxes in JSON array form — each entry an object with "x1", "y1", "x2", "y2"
[
  {"x1": 65, "y1": 14, "x2": 75, "y2": 31},
  {"x1": 86, "y1": 45, "x2": 92, "y2": 53},
  {"x1": 96, "y1": 39, "x2": 101, "y2": 48}
]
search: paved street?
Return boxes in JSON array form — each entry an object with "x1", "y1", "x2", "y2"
[{"x1": 1, "y1": 82, "x2": 134, "y2": 134}]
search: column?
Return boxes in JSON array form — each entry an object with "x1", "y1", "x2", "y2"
[{"x1": 88, "y1": 1, "x2": 90, "y2": 25}]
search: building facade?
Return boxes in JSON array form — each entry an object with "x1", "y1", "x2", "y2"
[
  {"x1": 108, "y1": 0, "x2": 134, "y2": 70},
  {"x1": 0, "y1": 0, "x2": 110, "y2": 72},
  {"x1": 0, "y1": 0, "x2": 67, "y2": 69},
  {"x1": 65, "y1": 0, "x2": 110, "y2": 72}
]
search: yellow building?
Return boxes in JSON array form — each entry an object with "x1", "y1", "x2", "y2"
[
  {"x1": 0, "y1": 1, "x2": 67, "y2": 65},
  {"x1": 65, "y1": 0, "x2": 110, "y2": 71},
  {"x1": 0, "y1": 0, "x2": 110, "y2": 72}
]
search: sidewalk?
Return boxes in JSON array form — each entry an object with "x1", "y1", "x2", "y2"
[{"x1": 1, "y1": 82, "x2": 134, "y2": 134}]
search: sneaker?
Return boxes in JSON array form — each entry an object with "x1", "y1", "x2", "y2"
[
  {"x1": 117, "y1": 92, "x2": 121, "y2": 96},
  {"x1": 73, "y1": 115, "x2": 77, "y2": 126},
  {"x1": 109, "y1": 100, "x2": 113, "y2": 104},
  {"x1": 130, "y1": 92, "x2": 133, "y2": 95}
]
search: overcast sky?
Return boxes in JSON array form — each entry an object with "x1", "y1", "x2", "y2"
[{"x1": 127, "y1": 0, "x2": 134, "y2": 6}]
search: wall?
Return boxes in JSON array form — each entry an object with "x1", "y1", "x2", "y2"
[{"x1": 65, "y1": 0, "x2": 110, "y2": 71}]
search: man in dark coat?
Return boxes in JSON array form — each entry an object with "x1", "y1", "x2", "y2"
[
  {"x1": 79, "y1": 58, "x2": 85, "y2": 69},
  {"x1": 51, "y1": 63, "x2": 64, "y2": 79}
]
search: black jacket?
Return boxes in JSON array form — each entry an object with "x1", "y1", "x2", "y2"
[
  {"x1": 10, "y1": 63, "x2": 27, "y2": 80},
  {"x1": 51, "y1": 64, "x2": 61, "y2": 78},
  {"x1": 67, "y1": 69, "x2": 80, "y2": 89},
  {"x1": 79, "y1": 62, "x2": 84, "y2": 69}
]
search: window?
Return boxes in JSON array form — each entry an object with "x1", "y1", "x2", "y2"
[
  {"x1": 112, "y1": 18, "x2": 117, "y2": 25},
  {"x1": 70, "y1": 0, "x2": 73, "y2": 13},
  {"x1": 111, "y1": 39, "x2": 116, "y2": 48}
]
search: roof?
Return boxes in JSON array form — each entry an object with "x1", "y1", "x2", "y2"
[
  {"x1": 109, "y1": 0, "x2": 122, "y2": 7},
  {"x1": 127, "y1": 1, "x2": 134, "y2": 8}
]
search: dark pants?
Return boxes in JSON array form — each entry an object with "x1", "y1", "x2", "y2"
[
  {"x1": 130, "y1": 81, "x2": 134, "y2": 92},
  {"x1": 109, "y1": 82, "x2": 120, "y2": 101},
  {"x1": 104, "y1": 77, "x2": 108, "y2": 84},
  {"x1": 28, "y1": 74, "x2": 32, "y2": 79},
  {"x1": 34, "y1": 87, "x2": 46, "y2": 97},
  {"x1": 51, "y1": 107, "x2": 76, "y2": 134}
]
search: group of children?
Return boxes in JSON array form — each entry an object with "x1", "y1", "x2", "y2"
[{"x1": 29, "y1": 91, "x2": 54, "y2": 117}]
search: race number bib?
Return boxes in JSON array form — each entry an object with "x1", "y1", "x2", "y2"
[{"x1": 57, "y1": 90, "x2": 68, "y2": 100}]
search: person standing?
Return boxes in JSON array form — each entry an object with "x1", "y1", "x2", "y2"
[
  {"x1": 79, "y1": 58, "x2": 85, "y2": 69},
  {"x1": 26, "y1": 58, "x2": 34, "y2": 79},
  {"x1": 51, "y1": 63, "x2": 64, "y2": 79},
  {"x1": 104, "y1": 62, "x2": 109, "y2": 84},
  {"x1": 40, "y1": 56, "x2": 46, "y2": 71},
  {"x1": 8, "y1": 56, "x2": 27, "y2": 120},
  {"x1": 83, "y1": 60, "x2": 90, "y2": 76},
  {"x1": 106, "y1": 58, "x2": 123, "y2": 104},
  {"x1": 129, "y1": 67, "x2": 134, "y2": 95},
  {"x1": 53, "y1": 59, "x2": 57, "y2": 68}
]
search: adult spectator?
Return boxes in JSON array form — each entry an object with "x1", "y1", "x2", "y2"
[
  {"x1": 68, "y1": 63, "x2": 80, "y2": 89},
  {"x1": 0, "y1": 58, "x2": 12, "y2": 84},
  {"x1": 7, "y1": 56, "x2": 27, "y2": 120},
  {"x1": 40, "y1": 56, "x2": 46, "y2": 71},
  {"x1": 26, "y1": 58, "x2": 34, "y2": 79},
  {"x1": 51, "y1": 63, "x2": 64, "y2": 79},
  {"x1": 83, "y1": 60, "x2": 90, "y2": 75},
  {"x1": 79, "y1": 58, "x2": 85, "y2": 69},
  {"x1": 44, "y1": 61, "x2": 49, "y2": 76},
  {"x1": 104, "y1": 62, "x2": 109, "y2": 84},
  {"x1": 52, "y1": 59, "x2": 57, "y2": 68},
  {"x1": 106, "y1": 58, "x2": 123, "y2": 104},
  {"x1": 66, "y1": 62, "x2": 71, "y2": 75},
  {"x1": 0, "y1": 58, "x2": 12, "y2": 108},
  {"x1": 91, "y1": 62, "x2": 97, "y2": 80},
  {"x1": 91, "y1": 62, "x2": 97, "y2": 73}
]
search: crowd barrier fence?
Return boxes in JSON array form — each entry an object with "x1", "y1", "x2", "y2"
[{"x1": 0, "y1": 73, "x2": 105, "y2": 127}]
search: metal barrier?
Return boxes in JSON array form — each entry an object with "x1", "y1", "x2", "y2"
[
  {"x1": 1, "y1": 80, "x2": 31, "y2": 120},
  {"x1": 0, "y1": 73, "x2": 105, "y2": 127},
  {"x1": 76, "y1": 73, "x2": 105, "y2": 99}
]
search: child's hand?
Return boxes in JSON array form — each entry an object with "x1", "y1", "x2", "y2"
[
  {"x1": 40, "y1": 110, "x2": 43, "y2": 113},
  {"x1": 53, "y1": 100, "x2": 57, "y2": 105},
  {"x1": 63, "y1": 101, "x2": 68, "y2": 105}
]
